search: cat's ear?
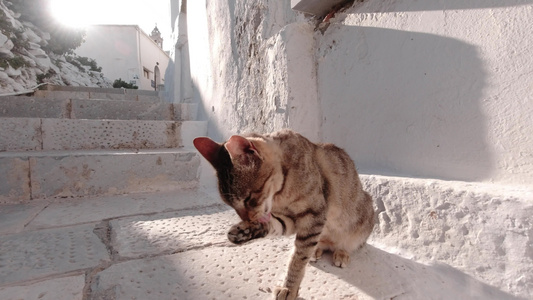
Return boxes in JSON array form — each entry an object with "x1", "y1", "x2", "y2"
[
  {"x1": 193, "y1": 137, "x2": 222, "y2": 168},
  {"x1": 225, "y1": 135, "x2": 259, "y2": 159}
]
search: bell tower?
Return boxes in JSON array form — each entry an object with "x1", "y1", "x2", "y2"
[{"x1": 150, "y1": 24, "x2": 163, "y2": 49}]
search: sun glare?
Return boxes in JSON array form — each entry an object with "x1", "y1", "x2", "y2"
[
  {"x1": 49, "y1": 0, "x2": 92, "y2": 28},
  {"x1": 48, "y1": 0, "x2": 172, "y2": 51},
  {"x1": 49, "y1": 0, "x2": 148, "y2": 28}
]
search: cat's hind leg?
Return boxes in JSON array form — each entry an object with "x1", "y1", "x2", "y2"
[
  {"x1": 309, "y1": 226, "x2": 336, "y2": 263},
  {"x1": 309, "y1": 247, "x2": 323, "y2": 262},
  {"x1": 316, "y1": 226, "x2": 362, "y2": 268},
  {"x1": 330, "y1": 225, "x2": 371, "y2": 267},
  {"x1": 309, "y1": 239, "x2": 333, "y2": 262},
  {"x1": 332, "y1": 249, "x2": 350, "y2": 268}
]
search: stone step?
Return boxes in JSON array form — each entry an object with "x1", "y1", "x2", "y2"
[
  {"x1": 0, "y1": 118, "x2": 207, "y2": 151},
  {"x1": 45, "y1": 85, "x2": 129, "y2": 94},
  {"x1": 0, "y1": 148, "x2": 201, "y2": 202},
  {"x1": 0, "y1": 96, "x2": 68, "y2": 119},
  {"x1": 0, "y1": 96, "x2": 198, "y2": 121},
  {"x1": 34, "y1": 89, "x2": 162, "y2": 102},
  {"x1": 70, "y1": 99, "x2": 198, "y2": 121},
  {"x1": 44, "y1": 84, "x2": 163, "y2": 98}
]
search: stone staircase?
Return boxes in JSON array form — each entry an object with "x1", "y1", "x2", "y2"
[{"x1": 0, "y1": 85, "x2": 207, "y2": 203}]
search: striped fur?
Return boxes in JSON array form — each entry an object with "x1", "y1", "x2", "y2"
[{"x1": 194, "y1": 129, "x2": 375, "y2": 300}]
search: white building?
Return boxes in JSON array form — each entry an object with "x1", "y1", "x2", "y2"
[{"x1": 76, "y1": 24, "x2": 170, "y2": 91}]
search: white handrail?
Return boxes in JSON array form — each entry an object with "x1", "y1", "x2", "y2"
[{"x1": 0, "y1": 83, "x2": 48, "y2": 97}]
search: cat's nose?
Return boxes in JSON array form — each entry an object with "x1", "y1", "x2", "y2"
[{"x1": 236, "y1": 208, "x2": 249, "y2": 221}]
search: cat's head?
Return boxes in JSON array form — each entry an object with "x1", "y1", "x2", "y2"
[{"x1": 193, "y1": 135, "x2": 281, "y2": 223}]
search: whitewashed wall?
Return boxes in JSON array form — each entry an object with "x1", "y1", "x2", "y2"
[
  {"x1": 318, "y1": 0, "x2": 533, "y2": 186},
  {"x1": 186, "y1": 0, "x2": 321, "y2": 142},
  {"x1": 181, "y1": 0, "x2": 533, "y2": 186}
]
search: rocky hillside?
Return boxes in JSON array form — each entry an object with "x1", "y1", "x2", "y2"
[{"x1": 0, "y1": 0, "x2": 111, "y2": 94}]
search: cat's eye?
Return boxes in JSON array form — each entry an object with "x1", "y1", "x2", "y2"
[{"x1": 244, "y1": 195, "x2": 258, "y2": 208}]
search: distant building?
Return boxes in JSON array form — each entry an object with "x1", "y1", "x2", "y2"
[
  {"x1": 150, "y1": 25, "x2": 164, "y2": 49},
  {"x1": 76, "y1": 24, "x2": 170, "y2": 91}
]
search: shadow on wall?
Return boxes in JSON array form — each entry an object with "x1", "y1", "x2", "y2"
[
  {"x1": 192, "y1": 80, "x2": 225, "y2": 142},
  {"x1": 311, "y1": 244, "x2": 525, "y2": 300},
  {"x1": 357, "y1": 0, "x2": 533, "y2": 12},
  {"x1": 319, "y1": 26, "x2": 492, "y2": 181},
  {"x1": 163, "y1": 58, "x2": 175, "y2": 103}
]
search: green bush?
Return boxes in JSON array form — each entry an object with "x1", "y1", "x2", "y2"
[
  {"x1": 113, "y1": 78, "x2": 138, "y2": 89},
  {"x1": 36, "y1": 68, "x2": 56, "y2": 83},
  {"x1": 64, "y1": 55, "x2": 103, "y2": 72},
  {"x1": 0, "y1": 56, "x2": 29, "y2": 69},
  {"x1": 65, "y1": 55, "x2": 84, "y2": 71},
  {"x1": 0, "y1": 9, "x2": 14, "y2": 34},
  {"x1": 76, "y1": 56, "x2": 102, "y2": 72}
]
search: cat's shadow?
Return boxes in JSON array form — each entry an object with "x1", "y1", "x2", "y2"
[{"x1": 303, "y1": 244, "x2": 524, "y2": 300}]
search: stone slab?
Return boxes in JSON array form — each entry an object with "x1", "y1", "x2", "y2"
[
  {"x1": 34, "y1": 90, "x2": 90, "y2": 101},
  {"x1": 46, "y1": 85, "x2": 124, "y2": 94},
  {"x1": 1, "y1": 117, "x2": 205, "y2": 153},
  {"x1": 26, "y1": 189, "x2": 220, "y2": 230},
  {"x1": 0, "y1": 201, "x2": 47, "y2": 235},
  {"x1": 89, "y1": 92, "x2": 137, "y2": 101},
  {"x1": 110, "y1": 206, "x2": 234, "y2": 259},
  {"x1": 361, "y1": 174, "x2": 533, "y2": 299},
  {"x1": 124, "y1": 89, "x2": 161, "y2": 97},
  {"x1": 38, "y1": 86, "x2": 161, "y2": 101},
  {"x1": 137, "y1": 95, "x2": 163, "y2": 102},
  {"x1": 90, "y1": 237, "x2": 515, "y2": 300},
  {"x1": 0, "y1": 98, "x2": 197, "y2": 121},
  {"x1": 0, "y1": 96, "x2": 69, "y2": 118},
  {"x1": 41, "y1": 119, "x2": 184, "y2": 150},
  {"x1": 0, "y1": 275, "x2": 85, "y2": 300},
  {"x1": 29, "y1": 149, "x2": 200, "y2": 199},
  {"x1": 70, "y1": 99, "x2": 174, "y2": 120},
  {"x1": 0, "y1": 156, "x2": 31, "y2": 203},
  {"x1": 0, "y1": 118, "x2": 42, "y2": 151},
  {"x1": 0, "y1": 223, "x2": 109, "y2": 286}
]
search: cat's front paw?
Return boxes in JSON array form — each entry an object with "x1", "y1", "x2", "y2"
[
  {"x1": 227, "y1": 221, "x2": 267, "y2": 244},
  {"x1": 273, "y1": 286, "x2": 297, "y2": 300}
]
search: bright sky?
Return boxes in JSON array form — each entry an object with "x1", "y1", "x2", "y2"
[{"x1": 49, "y1": 0, "x2": 172, "y2": 51}]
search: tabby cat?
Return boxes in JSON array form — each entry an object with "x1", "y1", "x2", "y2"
[{"x1": 193, "y1": 129, "x2": 375, "y2": 300}]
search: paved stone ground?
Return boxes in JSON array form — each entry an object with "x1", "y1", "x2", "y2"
[{"x1": 0, "y1": 189, "x2": 524, "y2": 300}]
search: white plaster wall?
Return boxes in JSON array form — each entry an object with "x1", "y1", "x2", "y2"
[
  {"x1": 184, "y1": 0, "x2": 532, "y2": 187},
  {"x1": 186, "y1": 0, "x2": 315, "y2": 142},
  {"x1": 76, "y1": 26, "x2": 139, "y2": 86},
  {"x1": 317, "y1": 0, "x2": 533, "y2": 186}
]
